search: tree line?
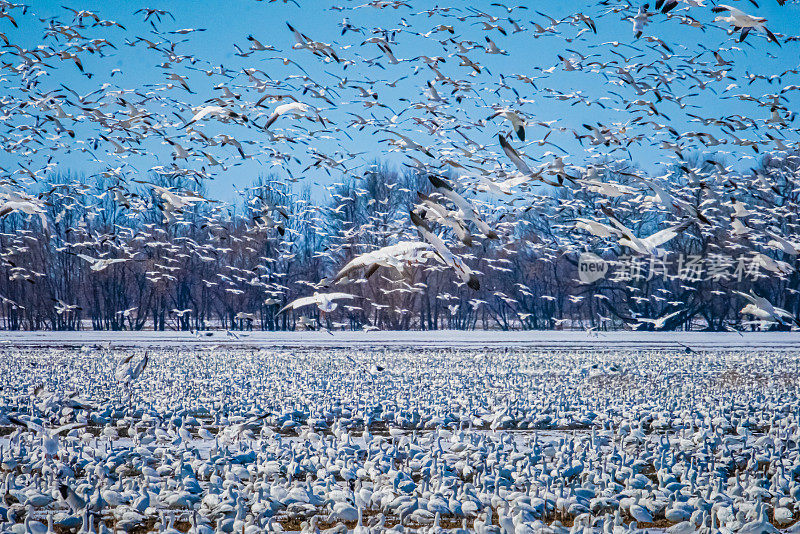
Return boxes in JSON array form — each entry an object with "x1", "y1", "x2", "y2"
[{"x1": 1, "y1": 155, "x2": 798, "y2": 331}]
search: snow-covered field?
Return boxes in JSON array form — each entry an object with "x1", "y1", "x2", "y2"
[
  {"x1": 2, "y1": 329, "x2": 800, "y2": 350},
  {"x1": 1, "y1": 335, "x2": 799, "y2": 533}
]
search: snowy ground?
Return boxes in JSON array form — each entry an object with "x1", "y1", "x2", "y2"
[{"x1": 1, "y1": 329, "x2": 799, "y2": 350}]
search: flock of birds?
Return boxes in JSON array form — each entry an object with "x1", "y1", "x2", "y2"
[
  {"x1": 0, "y1": 0, "x2": 798, "y2": 330},
  {"x1": 0, "y1": 343, "x2": 799, "y2": 533},
  {"x1": 1, "y1": 3, "x2": 800, "y2": 534}
]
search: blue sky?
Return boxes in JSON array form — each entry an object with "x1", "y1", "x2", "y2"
[{"x1": 2, "y1": 0, "x2": 799, "y2": 202}]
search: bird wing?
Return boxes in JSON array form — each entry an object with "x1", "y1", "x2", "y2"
[
  {"x1": 8, "y1": 414, "x2": 42, "y2": 433},
  {"x1": 334, "y1": 241, "x2": 430, "y2": 282},
  {"x1": 498, "y1": 134, "x2": 534, "y2": 175},
  {"x1": 324, "y1": 292, "x2": 357, "y2": 301},
  {"x1": 184, "y1": 105, "x2": 222, "y2": 126},
  {"x1": 642, "y1": 220, "x2": 691, "y2": 248},
  {"x1": 575, "y1": 219, "x2": 623, "y2": 239},
  {"x1": 76, "y1": 253, "x2": 98, "y2": 264},
  {"x1": 131, "y1": 352, "x2": 149, "y2": 379},
  {"x1": 603, "y1": 214, "x2": 636, "y2": 242},
  {"x1": 278, "y1": 295, "x2": 319, "y2": 314},
  {"x1": 411, "y1": 211, "x2": 479, "y2": 290},
  {"x1": 52, "y1": 422, "x2": 87, "y2": 436}
]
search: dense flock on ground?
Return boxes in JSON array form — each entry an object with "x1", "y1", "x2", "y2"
[
  {"x1": 1, "y1": 0, "x2": 800, "y2": 332},
  {"x1": 1, "y1": 343, "x2": 799, "y2": 533},
  {"x1": 3, "y1": 4, "x2": 800, "y2": 534}
]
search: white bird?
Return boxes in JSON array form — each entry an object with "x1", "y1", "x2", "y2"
[
  {"x1": 636, "y1": 308, "x2": 684, "y2": 330},
  {"x1": 766, "y1": 230, "x2": 799, "y2": 256},
  {"x1": 477, "y1": 173, "x2": 531, "y2": 195},
  {"x1": 603, "y1": 211, "x2": 692, "y2": 255},
  {"x1": 411, "y1": 211, "x2": 480, "y2": 290},
  {"x1": 631, "y1": 4, "x2": 650, "y2": 39},
  {"x1": 182, "y1": 105, "x2": 246, "y2": 128},
  {"x1": 115, "y1": 352, "x2": 150, "y2": 384},
  {"x1": 77, "y1": 254, "x2": 132, "y2": 272},
  {"x1": 333, "y1": 241, "x2": 434, "y2": 283},
  {"x1": 7, "y1": 415, "x2": 85, "y2": 458},
  {"x1": 0, "y1": 192, "x2": 49, "y2": 231},
  {"x1": 575, "y1": 218, "x2": 623, "y2": 239},
  {"x1": 577, "y1": 178, "x2": 635, "y2": 197},
  {"x1": 146, "y1": 184, "x2": 209, "y2": 211},
  {"x1": 498, "y1": 134, "x2": 551, "y2": 184},
  {"x1": 712, "y1": 5, "x2": 780, "y2": 45},
  {"x1": 279, "y1": 292, "x2": 357, "y2": 314},
  {"x1": 487, "y1": 109, "x2": 525, "y2": 141},
  {"x1": 735, "y1": 291, "x2": 798, "y2": 327},
  {"x1": 263, "y1": 101, "x2": 311, "y2": 129},
  {"x1": 629, "y1": 495, "x2": 653, "y2": 524}
]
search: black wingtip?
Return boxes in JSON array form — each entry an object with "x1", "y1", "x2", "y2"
[
  {"x1": 428, "y1": 174, "x2": 452, "y2": 191},
  {"x1": 7, "y1": 414, "x2": 25, "y2": 427},
  {"x1": 765, "y1": 28, "x2": 781, "y2": 47},
  {"x1": 409, "y1": 210, "x2": 426, "y2": 228},
  {"x1": 467, "y1": 276, "x2": 480, "y2": 291},
  {"x1": 661, "y1": 0, "x2": 678, "y2": 13}
]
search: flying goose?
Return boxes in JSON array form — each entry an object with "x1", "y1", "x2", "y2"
[
  {"x1": 487, "y1": 109, "x2": 525, "y2": 141},
  {"x1": 332, "y1": 241, "x2": 435, "y2": 283},
  {"x1": 712, "y1": 5, "x2": 780, "y2": 45},
  {"x1": 278, "y1": 292, "x2": 358, "y2": 314}
]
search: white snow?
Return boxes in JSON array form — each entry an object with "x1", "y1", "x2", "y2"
[{"x1": 1, "y1": 329, "x2": 798, "y2": 350}]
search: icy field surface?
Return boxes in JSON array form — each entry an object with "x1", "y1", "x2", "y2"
[
  {"x1": 2, "y1": 329, "x2": 800, "y2": 350},
  {"x1": 1, "y1": 337, "x2": 799, "y2": 533}
]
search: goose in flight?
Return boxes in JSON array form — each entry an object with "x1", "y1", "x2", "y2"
[
  {"x1": 76, "y1": 254, "x2": 132, "y2": 272},
  {"x1": 427, "y1": 175, "x2": 499, "y2": 239},
  {"x1": 286, "y1": 22, "x2": 341, "y2": 63},
  {"x1": 487, "y1": 109, "x2": 525, "y2": 141},
  {"x1": 735, "y1": 291, "x2": 799, "y2": 327},
  {"x1": 182, "y1": 105, "x2": 247, "y2": 128},
  {"x1": 263, "y1": 101, "x2": 311, "y2": 129},
  {"x1": 0, "y1": 192, "x2": 49, "y2": 231},
  {"x1": 115, "y1": 352, "x2": 149, "y2": 384},
  {"x1": 7, "y1": 415, "x2": 85, "y2": 458},
  {"x1": 54, "y1": 300, "x2": 81, "y2": 315},
  {"x1": 382, "y1": 130, "x2": 434, "y2": 158},
  {"x1": 411, "y1": 211, "x2": 480, "y2": 290},
  {"x1": 497, "y1": 135, "x2": 569, "y2": 187},
  {"x1": 631, "y1": 5, "x2": 650, "y2": 39},
  {"x1": 137, "y1": 184, "x2": 209, "y2": 216},
  {"x1": 416, "y1": 192, "x2": 474, "y2": 246},
  {"x1": 476, "y1": 173, "x2": 531, "y2": 195},
  {"x1": 497, "y1": 134, "x2": 550, "y2": 184},
  {"x1": 712, "y1": 5, "x2": 780, "y2": 45},
  {"x1": 332, "y1": 241, "x2": 435, "y2": 283},
  {"x1": 765, "y1": 230, "x2": 799, "y2": 255},
  {"x1": 574, "y1": 218, "x2": 622, "y2": 239},
  {"x1": 279, "y1": 292, "x2": 357, "y2": 314},
  {"x1": 610, "y1": 217, "x2": 692, "y2": 256},
  {"x1": 577, "y1": 177, "x2": 635, "y2": 197},
  {"x1": 635, "y1": 308, "x2": 684, "y2": 330},
  {"x1": 584, "y1": 209, "x2": 693, "y2": 255}
]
